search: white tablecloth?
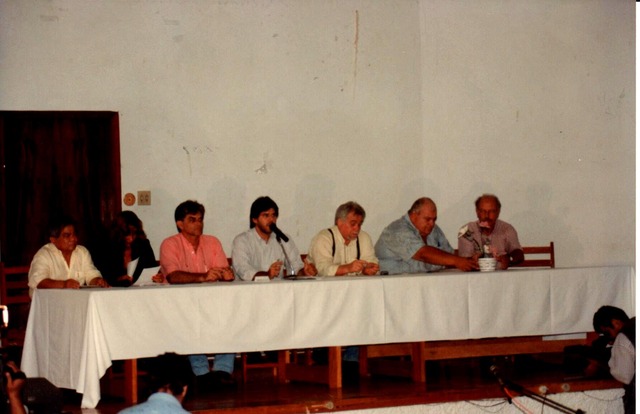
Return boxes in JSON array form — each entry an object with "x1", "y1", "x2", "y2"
[{"x1": 20, "y1": 266, "x2": 635, "y2": 408}]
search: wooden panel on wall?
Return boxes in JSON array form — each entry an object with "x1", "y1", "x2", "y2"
[{"x1": 0, "y1": 111, "x2": 121, "y2": 266}]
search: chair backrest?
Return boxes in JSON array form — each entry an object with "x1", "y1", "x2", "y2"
[
  {"x1": 513, "y1": 242, "x2": 555, "y2": 268},
  {"x1": 0, "y1": 263, "x2": 31, "y2": 305}
]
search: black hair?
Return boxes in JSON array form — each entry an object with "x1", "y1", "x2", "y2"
[
  {"x1": 147, "y1": 353, "x2": 194, "y2": 396},
  {"x1": 48, "y1": 215, "x2": 76, "y2": 238},
  {"x1": 249, "y1": 196, "x2": 279, "y2": 228},
  {"x1": 593, "y1": 305, "x2": 630, "y2": 333},
  {"x1": 174, "y1": 200, "x2": 205, "y2": 232}
]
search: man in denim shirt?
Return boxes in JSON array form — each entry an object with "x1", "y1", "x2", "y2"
[
  {"x1": 119, "y1": 353, "x2": 192, "y2": 414},
  {"x1": 375, "y1": 197, "x2": 478, "y2": 274}
]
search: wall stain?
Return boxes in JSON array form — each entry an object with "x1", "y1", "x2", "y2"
[
  {"x1": 352, "y1": 9, "x2": 359, "y2": 100},
  {"x1": 40, "y1": 15, "x2": 59, "y2": 22},
  {"x1": 182, "y1": 146, "x2": 192, "y2": 176},
  {"x1": 255, "y1": 152, "x2": 269, "y2": 174}
]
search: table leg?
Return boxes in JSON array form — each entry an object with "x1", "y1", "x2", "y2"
[
  {"x1": 282, "y1": 347, "x2": 343, "y2": 388},
  {"x1": 328, "y1": 346, "x2": 342, "y2": 389},
  {"x1": 412, "y1": 342, "x2": 426, "y2": 382},
  {"x1": 123, "y1": 359, "x2": 138, "y2": 405},
  {"x1": 277, "y1": 350, "x2": 289, "y2": 383},
  {"x1": 358, "y1": 345, "x2": 369, "y2": 377}
]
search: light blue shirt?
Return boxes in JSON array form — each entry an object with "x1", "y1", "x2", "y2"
[
  {"x1": 231, "y1": 228, "x2": 304, "y2": 280},
  {"x1": 375, "y1": 214, "x2": 453, "y2": 275},
  {"x1": 119, "y1": 392, "x2": 189, "y2": 414}
]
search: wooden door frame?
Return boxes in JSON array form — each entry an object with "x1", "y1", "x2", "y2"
[{"x1": 0, "y1": 111, "x2": 121, "y2": 265}]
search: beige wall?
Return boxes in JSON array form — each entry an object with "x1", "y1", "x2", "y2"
[{"x1": 0, "y1": 0, "x2": 634, "y2": 268}]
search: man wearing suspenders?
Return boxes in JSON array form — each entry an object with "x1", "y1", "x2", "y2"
[
  {"x1": 308, "y1": 201, "x2": 379, "y2": 277},
  {"x1": 307, "y1": 201, "x2": 379, "y2": 382}
]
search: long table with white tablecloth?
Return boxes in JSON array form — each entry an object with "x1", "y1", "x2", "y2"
[{"x1": 21, "y1": 265, "x2": 635, "y2": 408}]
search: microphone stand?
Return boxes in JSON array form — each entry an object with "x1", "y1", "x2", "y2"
[
  {"x1": 276, "y1": 237, "x2": 296, "y2": 278},
  {"x1": 490, "y1": 366, "x2": 585, "y2": 414}
]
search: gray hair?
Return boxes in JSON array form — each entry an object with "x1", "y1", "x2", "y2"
[
  {"x1": 334, "y1": 201, "x2": 366, "y2": 224},
  {"x1": 408, "y1": 197, "x2": 436, "y2": 215}
]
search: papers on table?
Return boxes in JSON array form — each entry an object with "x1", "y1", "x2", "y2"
[
  {"x1": 254, "y1": 276, "x2": 270, "y2": 282},
  {"x1": 126, "y1": 258, "x2": 161, "y2": 286},
  {"x1": 284, "y1": 275, "x2": 317, "y2": 280},
  {"x1": 133, "y1": 266, "x2": 161, "y2": 286},
  {"x1": 126, "y1": 258, "x2": 139, "y2": 277}
]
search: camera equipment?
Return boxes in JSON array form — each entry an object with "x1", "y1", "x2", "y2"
[
  {"x1": 0, "y1": 357, "x2": 63, "y2": 414},
  {"x1": 0, "y1": 360, "x2": 26, "y2": 382},
  {"x1": 0, "y1": 306, "x2": 8, "y2": 329},
  {"x1": 0, "y1": 305, "x2": 63, "y2": 414}
]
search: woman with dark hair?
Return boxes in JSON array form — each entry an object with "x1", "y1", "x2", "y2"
[{"x1": 96, "y1": 211, "x2": 158, "y2": 286}]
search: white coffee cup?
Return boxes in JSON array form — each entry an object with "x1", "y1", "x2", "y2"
[{"x1": 478, "y1": 257, "x2": 497, "y2": 272}]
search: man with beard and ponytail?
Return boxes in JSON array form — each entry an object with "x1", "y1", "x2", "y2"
[{"x1": 232, "y1": 196, "x2": 317, "y2": 281}]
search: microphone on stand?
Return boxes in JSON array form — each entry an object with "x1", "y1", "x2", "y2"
[
  {"x1": 490, "y1": 365, "x2": 584, "y2": 413},
  {"x1": 490, "y1": 365, "x2": 511, "y2": 404},
  {"x1": 270, "y1": 223, "x2": 289, "y2": 243},
  {"x1": 489, "y1": 365, "x2": 505, "y2": 387},
  {"x1": 270, "y1": 223, "x2": 294, "y2": 277}
]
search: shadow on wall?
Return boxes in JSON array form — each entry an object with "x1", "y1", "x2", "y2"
[
  {"x1": 510, "y1": 183, "x2": 583, "y2": 267},
  {"x1": 353, "y1": 178, "x2": 443, "y2": 243},
  {"x1": 293, "y1": 174, "x2": 337, "y2": 240},
  {"x1": 434, "y1": 183, "x2": 583, "y2": 267},
  {"x1": 207, "y1": 176, "x2": 248, "y2": 243}
]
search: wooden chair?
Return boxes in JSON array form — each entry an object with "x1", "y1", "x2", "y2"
[
  {"x1": 240, "y1": 351, "x2": 292, "y2": 384},
  {"x1": 453, "y1": 242, "x2": 555, "y2": 268},
  {"x1": 513, "y1": 242, "x2": 555, "y2": 268},
  {"x1": 361, "y1": 243, "x2": 557, "y2": 381},
  {"x1": 0, "y1": 263, "x2": 31, "y2": 347},
  {"x1": 361, "y1": 333, "x2": 593, "y2": 383},
  {"x1": 238, "y1": 255, "x2": 314, "y2": 383}
]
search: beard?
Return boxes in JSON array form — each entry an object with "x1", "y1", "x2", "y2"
[{"x1": 258, "y1": 222, "x2": 273, "y2": 235}]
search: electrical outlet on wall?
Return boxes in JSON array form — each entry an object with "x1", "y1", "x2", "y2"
[{"x1": 138, "y1": 191, "x2": 151, "y2": 205}]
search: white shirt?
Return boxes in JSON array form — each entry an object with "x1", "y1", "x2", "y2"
[
  {"x1": 28, "y1": 243, "x2": 102, "y2": 296},
  {"x1": 609, "y1": 332, "x2": 635, "y2": 385},
  {"x1": 308, "y1": 226, "x2": 378, "y2": 276}
]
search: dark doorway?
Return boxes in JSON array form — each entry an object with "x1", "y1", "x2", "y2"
[{"x1": 0, "y1": 111, "x2": 121, "y2": 266}]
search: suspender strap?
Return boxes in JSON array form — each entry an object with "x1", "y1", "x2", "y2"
[
  {"x1": 328, "y1": 228, "x2": 360, "y2": 260},
  {"x1": 328, "y1": 228, "x2": 336, "y2": 257}
]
